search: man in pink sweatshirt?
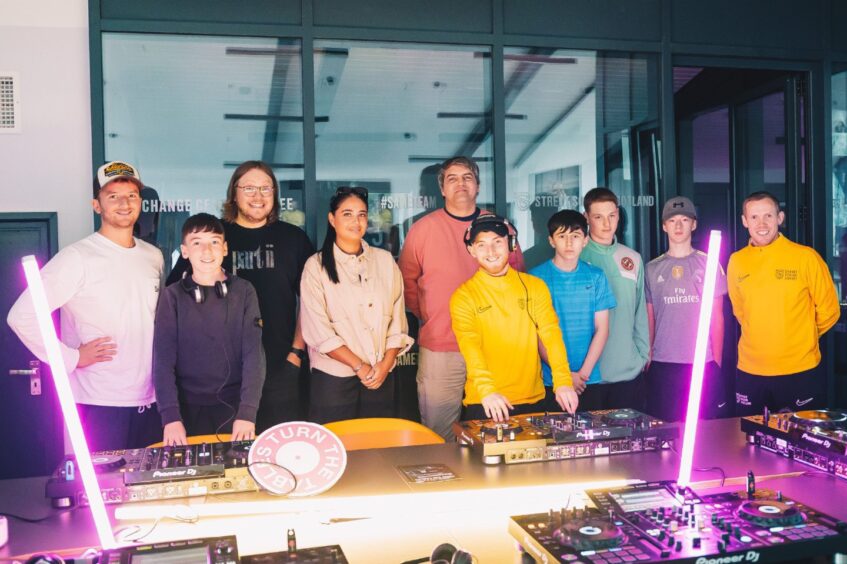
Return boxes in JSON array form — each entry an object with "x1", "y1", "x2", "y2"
[{"x1": 399, "y1": 157, "x2": 524, "y2": 440}]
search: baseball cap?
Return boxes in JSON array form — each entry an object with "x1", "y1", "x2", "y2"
[
  {"x1": 465, "y1": 214, "x2": 510, "y2": 245},
  {"x1": 662, "y1": 196, "x2": 697, "y2": 222},
  {"x1": 94, "y1": 161, "x2": 143, "y2": 197}
]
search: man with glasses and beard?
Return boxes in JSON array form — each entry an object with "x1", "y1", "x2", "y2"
[{"x1": 167, "y1": 161, "x2": 314, "y2": 430}]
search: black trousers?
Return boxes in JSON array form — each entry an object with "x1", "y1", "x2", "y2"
[
  {"x1": 735, "y1": 364, "x2": 826, "y2": 416},
  {"x1": 462, "y1": 398, "x2": 547, "y2": 421},
  {"x1": 309, "y1": 368, "x2": 396, "y2": 424},
  {"x1": 256, "y1": 359, "x2": 304, "y2": 432},
  {"x1": 77, "y1": 403, "x2": 161, "y2": 451},
  {"x1": 645, "y1": 361, "x2": 727, "y2": 422}
]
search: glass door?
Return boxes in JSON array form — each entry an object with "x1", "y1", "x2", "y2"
[{"x1": 674, "y1": 66, "x2": 810, "y2": 412}]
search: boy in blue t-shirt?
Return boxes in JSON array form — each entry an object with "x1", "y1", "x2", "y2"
[{"x1": 530, "y1": 210, "x2": 616, "y2": 412}]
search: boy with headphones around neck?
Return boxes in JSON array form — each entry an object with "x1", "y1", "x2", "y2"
[
  {"x1": 153, "y1": 213, "x2": 265, "y2": 446},
  {"x1": 450, "y1": 214, "x2": 578, "y2": 422}
]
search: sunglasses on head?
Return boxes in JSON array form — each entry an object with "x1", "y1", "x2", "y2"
[{"x1": 335, "y1": 186, "x2": 368, "y2": 198}]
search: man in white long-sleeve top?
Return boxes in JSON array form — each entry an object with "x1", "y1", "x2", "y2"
[{"x1": 7, "y1": 161, "x2": 164, "y2": 451}]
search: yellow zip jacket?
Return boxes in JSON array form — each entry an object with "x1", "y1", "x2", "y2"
[
  {"x1": 727, "y1": 234, "x2": 839, "y2": 375},
  {"x1": 450, "y1": 268, "x2": 572, "y2": 405}
]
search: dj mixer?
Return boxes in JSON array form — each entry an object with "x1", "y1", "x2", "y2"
[
  {"x1": 454, "y1": 409, "x2": 677, "y2": 465},
  {"x1": 45, "y1": 440, "x2": 257, "y2": 507},
  {"x1": 510, "y1": 480, "x2": 847, "y2": 563}
]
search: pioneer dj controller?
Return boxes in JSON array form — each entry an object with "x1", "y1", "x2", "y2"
[
  {"x1": 96, "y1": 534, "x2": 349, "y2": 563},
  {"x1": 510, "y1": 480, "x2": 847, "y2": 563},
  {"x1": 741, "y1": 409, "x2": 847, "y2": 480},
  {"x1": 46, "y1": 441, "x2": 258, "y2": 507},
  {"x1": 454, "y1": 409, "x2": 677, "y2": 465}
]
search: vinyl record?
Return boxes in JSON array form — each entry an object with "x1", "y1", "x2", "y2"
[
  {"x1": 554, "y1": 519, "x2": 625, "y2": 551},
  {"x1": 736, "y1": 500, "x2": 805, "y2": 527}
]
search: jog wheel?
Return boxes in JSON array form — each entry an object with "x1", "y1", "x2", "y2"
[
  {"x1": 737, "y1": 500, "x2": 805, "y2": 527},
  {"x1": 601, "y1": 409, "x2": 643, "y2": 426},
  {"x1": 790, "y1": 410, "x2": 847, "y2": 431},
  {"x1": 90, "y1": 454, "x2": 126, "y2": 473},
  {"x1": 554, "y1": 519, "x2": 625, "y2": 551}
]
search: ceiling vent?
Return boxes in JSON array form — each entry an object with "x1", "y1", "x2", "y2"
[{"x1": 0, "y1": 72, "x2": 21, "y2": 133}]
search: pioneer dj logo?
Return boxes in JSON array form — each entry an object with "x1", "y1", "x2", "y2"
[
  {"x1": 695, "y1": 550, "x2": 760, "y2": 563},
  {"x1": 801, "y1": 432, "x2": 831, "y2": 449},
  {"x1": 151, "y1": 469, "x2": 197, "y2": 478}
]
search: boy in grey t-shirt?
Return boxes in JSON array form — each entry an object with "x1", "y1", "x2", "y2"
[{"x1": 645, "y1": 197, "x2": 728, "y2": 421}]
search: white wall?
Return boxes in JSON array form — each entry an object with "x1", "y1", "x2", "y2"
[{"x1": 0, "y1": 0, "x2": 92, "y2": 248}]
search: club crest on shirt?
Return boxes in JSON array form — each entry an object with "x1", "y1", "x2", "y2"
[
  {"x1": 775, "y1": 269, "x2": 797, "y2": 281},
  {"x1": 671, "y1": 265, "x2": 684, "y2": 279},
  {"x1": 518, "y1": 298, "x2": 526, "y2": 310},
  {"x1": 620, "y1": 257, "x2": 635, "y2": 271}
]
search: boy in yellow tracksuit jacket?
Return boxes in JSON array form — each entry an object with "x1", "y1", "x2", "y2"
[
  {"x1": 728, "y1": 191, "x2": 839, "y2": 415},
  {"x1": 450, "y1": 214, "x2": 578, "y2": 422}
]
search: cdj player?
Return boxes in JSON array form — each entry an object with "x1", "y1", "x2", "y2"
[
  {"x1": 95, "y1": 535, "x2": 349, "y2": 563},
  {"x1": 510, "y1": 480, "x2": 847, "y2": 563},
  {"x1": 454, "y1": 409, "x2": 677, "y2": 465},
  {"x1": 45, "y1": 441, "x2": 257, "y2": 507},
  {"x1": 741, "y1": 409, "x2": 847, "y2": 480}
]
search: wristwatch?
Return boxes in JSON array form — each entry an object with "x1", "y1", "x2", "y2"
[{"x1": 290, "y1": 347, "x2": 306, "y2": 361}]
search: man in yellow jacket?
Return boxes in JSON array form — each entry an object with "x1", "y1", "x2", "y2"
[
  {"x1": 728, "y1": 191, "x2": 839, "y2": 415},
  {"x1": 450, "y1": 214, "x2": 578, "y2": 421}
]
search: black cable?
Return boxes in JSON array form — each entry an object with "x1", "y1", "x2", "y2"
[
  {"x1": 214, "y1": 305, "x2": 237, "y2": 444},
  {"x1": 0, "y1": 508, "x2": 74, "y2": 523},
  {"x1": 668, "y1": 443, "x2": 726, "y2": 486},
  {"x1": 245, "y1": 460, "x2": 299, "y2": 497},
  {"x1": 515, "y1": 271, "x2": 538, "y2": 329}
]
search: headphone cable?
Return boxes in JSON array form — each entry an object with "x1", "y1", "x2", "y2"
[{"x1": 516, "y1": 271, "x2": 538, "y2": 329}]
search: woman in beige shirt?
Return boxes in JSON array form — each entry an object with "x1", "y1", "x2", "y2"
[{"x1": 300, "y1": 187, "x2": 414, "y2": 423}]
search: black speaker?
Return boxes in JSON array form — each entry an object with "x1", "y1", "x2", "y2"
[{"x1": 180, "y1": 271, "x2": 228, "y2": 304}]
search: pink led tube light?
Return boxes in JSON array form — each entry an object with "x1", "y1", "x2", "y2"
[
  {"x1": 21, "y1": 255, "x2": 116, "y2": 549},
  {"x1": 676, "y1": 230, "x2": 722, "y2": 489}
]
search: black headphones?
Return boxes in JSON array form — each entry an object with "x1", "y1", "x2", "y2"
[
  {"x1": 430, "y1": 543, "x2": 473, "y2": 564},
  {"x1": 180, "y1": 271, "x2": 229, "y2": 304},
  {"x1": 463, "y1": 214, "x2": 518, "y2": 252}
]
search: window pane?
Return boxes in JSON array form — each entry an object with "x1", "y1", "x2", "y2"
[
  {"x1": 504, "y1": 49, "x2": 660, "y2": 269},
  {"x1": 832, "y1": 67, "x2": 847, "y2": 407},
  {"x1": 102, "y1": 33, "x2": 304, "y2": 275},
  {"x1": 833, "y1": 69, "x2": 847, "y2": 302},
  {"x1": 313, "y1": 41, "x2": 492, "y2": 257}
]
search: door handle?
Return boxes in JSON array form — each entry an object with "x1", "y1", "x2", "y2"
[{"x1": 8, "y1": 360, "x2": 42, "y2": 396}]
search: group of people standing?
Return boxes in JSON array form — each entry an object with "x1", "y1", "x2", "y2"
[{"x1": 6, "y1": 155, "x2": 840, "y2": 451}]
